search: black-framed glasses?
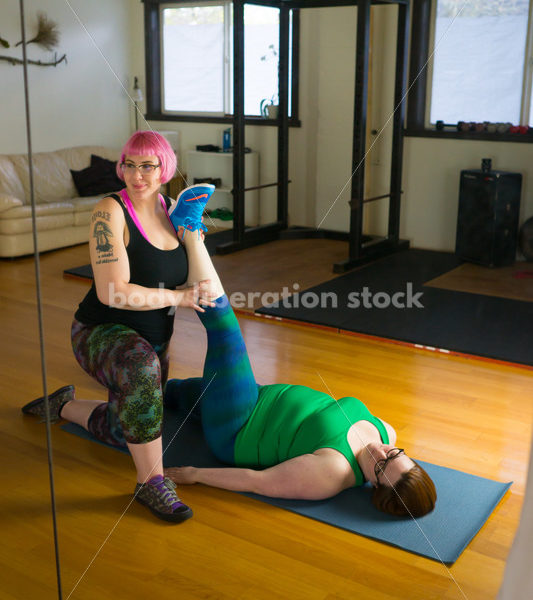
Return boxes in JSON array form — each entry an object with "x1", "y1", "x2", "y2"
[
  {"x1": 120, "y1": 162, "x2": 161, "y2": 175},
  {"x1": 374, "y1": 448, "x2": 405, "y2": 481}
]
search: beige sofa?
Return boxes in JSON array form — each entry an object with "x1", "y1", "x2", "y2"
[{"x1": 0, "y1": 145, "x2": 120, "y2": 258}]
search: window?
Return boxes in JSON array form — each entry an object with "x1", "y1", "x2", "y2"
[
  {"x1": 143, "y1": 0, "x2": 299, "y2": 123},
  {"x1": 162, "y1": 4, "x2": 228, "y2": 114},
  {"x1": 408, "y1": 0, "x2": 533, "y2": 137}
]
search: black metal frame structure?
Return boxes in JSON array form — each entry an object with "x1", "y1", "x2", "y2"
[
  {"x1": 142, "y1": 0, "x2": 301, "y2": 127},
  {"x1": 218, "y1": 0, "x2": 410, "y2": 272}
]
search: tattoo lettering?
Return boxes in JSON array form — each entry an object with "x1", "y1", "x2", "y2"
[
  {"x1": 91, "y1": 210, "x2": 111, "y2": 223},
  {"x1": 96, "y1": 256, "x2": 119, "y2": 265},
  {"x1": 93, "y1": 220, "x2": 113, "y2": 253}
]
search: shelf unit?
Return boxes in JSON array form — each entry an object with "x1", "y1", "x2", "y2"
[{"x1": 186, "y1": 150, "x2": 259, "y2": 227}]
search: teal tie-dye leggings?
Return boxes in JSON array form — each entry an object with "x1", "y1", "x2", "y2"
[
  {"x1": 164, "y1": 295, "x2": 259, "y2": 464},
  {"x1": 71, "y1": 319, "x2": 169, "y2": 446}
]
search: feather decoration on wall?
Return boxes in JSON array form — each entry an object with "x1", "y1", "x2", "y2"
[
  {"x1": 0, "y1": 11, "x2": 66, "y2": 68},
  {"x1": 15, "y1": 11, "x2": 60, "y2": 50}
]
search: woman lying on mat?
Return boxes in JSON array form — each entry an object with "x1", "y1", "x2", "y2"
[
  {"x1": 22, "y1": 131, "x2": 217, "y2": 523},
  {"x1": 160, "y1": 239, "x2": 437, "y2": 518}
]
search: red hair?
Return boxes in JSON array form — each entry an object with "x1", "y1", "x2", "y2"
[{"x1": 372, "y1": 461, "x2": 437, "y2": 517}]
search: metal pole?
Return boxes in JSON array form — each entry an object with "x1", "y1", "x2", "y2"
[
  {"x1": 388, "y1": 1, "x2": 409, "y2": 241},
  {"x1": 277, "y1": 5, "x2": 290, "y2": 227},
  {"x1": 233, "y1": 0, "x2": 246, "y2": 244},
  {"x1": 19, "y1": 0, "x2": 63, "y2": 598},
  {"x1": 349, "y1": 0, "x2": 371, "y2": 260}
]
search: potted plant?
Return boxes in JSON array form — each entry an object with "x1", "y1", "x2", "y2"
[{"x1": 260, "y1": 93, "x2": 279, "y2": 120}]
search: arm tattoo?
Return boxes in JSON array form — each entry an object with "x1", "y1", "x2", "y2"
[{"x1": 93, "y1": 219, "x2": 118, "y2": 264}]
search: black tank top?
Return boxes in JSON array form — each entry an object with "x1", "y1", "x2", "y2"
[{"x1": 75, "y1": 193, "x2": 188, "y2": 347}]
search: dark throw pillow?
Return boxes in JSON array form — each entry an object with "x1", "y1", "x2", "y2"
[
  {"x1": 70, "y1": 155, "x2": 123, "y2": 197},
  {"x1": 90, "y1": 154, "x2": 120, "y2": 173},
  {"x1": 91, "y1": 154, "x2": 124, "y2": 193}
]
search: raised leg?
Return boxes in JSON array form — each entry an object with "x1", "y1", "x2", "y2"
[
  {"x1": 168, "y1": 235, "x2": 259, "y2": 462},
  {"x1": 182, "y1": 233, "x2": 224, "y2": 299},
  {"x1": 196, "y1": 298, "x2": 259, "y2": 463},
  {"x1": 166, "y1": 297, "x2": 259, "y2": 464}
]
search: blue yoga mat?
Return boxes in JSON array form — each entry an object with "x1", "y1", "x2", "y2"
[{"x1": 62, "y1": 409, "x2": 511, "y2": 564}]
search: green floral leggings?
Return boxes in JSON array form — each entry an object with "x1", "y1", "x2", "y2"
[{"x1": 71, "y1": 319, "x2": 169, "y2": 446}]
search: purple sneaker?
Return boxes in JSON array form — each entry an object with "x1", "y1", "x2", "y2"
[{"x1": 135, "y1": 474, "x2": 193, "y2": 523}]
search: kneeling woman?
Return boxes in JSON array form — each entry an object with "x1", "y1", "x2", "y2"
[{"x1": 163, "y1": 237, "x2": 437, "y2": 518}]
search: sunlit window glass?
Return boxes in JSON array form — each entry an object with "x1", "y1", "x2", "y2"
[
  {"x1": 162, "y1": 5, "x2": 225, "y2": 113},
  {"x1": 430, "y1": 0, "x2": 528, "y2": 124},
  {"x1": 244, "y1": 5, "x2": 280, "y2": 116}
]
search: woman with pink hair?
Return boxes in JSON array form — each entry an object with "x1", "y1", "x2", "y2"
[{"x1": 22, "y1": 131, "x2": 216, "y2": 523}]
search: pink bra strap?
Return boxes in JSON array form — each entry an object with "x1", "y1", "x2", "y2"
[{"x1": 119, "y1": 189, "x2": 177, "y2": 243}]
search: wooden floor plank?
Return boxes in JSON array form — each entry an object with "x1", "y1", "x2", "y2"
[{"x1": 426, "y1": 261, "x2": 533, "y2": 303}]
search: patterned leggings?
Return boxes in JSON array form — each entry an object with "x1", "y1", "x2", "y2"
[{"x1": 71, "y1": 319, "x2": 169, "y2": 446}]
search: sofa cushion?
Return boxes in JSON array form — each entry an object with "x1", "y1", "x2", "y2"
[
  {"x1": 71, "y1": 196, "x2": 102, "y2": 213},
  {"x1": 58, "y1": 146, "x2": 121, "y2": 171},
  {"x1": 10, "y1": 151, "x2": 77, "y2": 204},
  {"x1": 0, "y1": 224, "x2": 90, "y2": 258},
  {"x1": 0, "y1": 195, "x2": 24, "y2": 213},
  {"x1": 74, "y1": 211, "x2": 92, "y2": 227},
  {"x1": 0, "y1": 156, "x2": 25, "y2": 200},
  {"x1": 0, "y1": 212, "x2": 74, "y2": 235},
  {"x1": 0, "y1": 201, "x2": 74, "y2": 220}
]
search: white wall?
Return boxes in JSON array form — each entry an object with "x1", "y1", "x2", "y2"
[
  {"x1": 287, "y1": 9, "x2": 319, "y2": 229},
  {"x1": 0, "y1": 0, "x2": 132, "y2": 155},
  {"x1": 365, "y1": 5, "x2": 398, "y2": 238},
  {"x1": 310, "y1": 6, "x2": 356, "y2": 233},
  {"x1": 403, "y1": 138, "x2": 533, "y2": 252}
]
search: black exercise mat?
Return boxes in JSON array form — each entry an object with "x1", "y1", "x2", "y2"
[
  {"x1": 257, "y1": 249, "x2": 533, "y2": 366},
  {"x1": 63, "y1": 229, "x2": 234, "y2": 280},
  {"x1": 63, "y1": 263, "x2": 93, "y2": 279}
]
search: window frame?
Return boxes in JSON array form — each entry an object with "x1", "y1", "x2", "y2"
[
  {"x1": 142, "y1": 0, "x2": 301, "y2": 126},
  {"x1": 406, "y1": 0, "x2": 533, "y2": 143}
]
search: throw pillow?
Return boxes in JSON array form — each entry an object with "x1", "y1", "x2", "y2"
[
  {"x1": 90, "y1": 154, "x2": 120, "y2": 175},
  {"x1": 70, "y1": 155, "x2": 123, "y2": 197}
]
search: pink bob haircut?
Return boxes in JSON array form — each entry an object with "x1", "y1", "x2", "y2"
[{"x1": 116, "y1": 131, "x2": 177, "y2": 184}]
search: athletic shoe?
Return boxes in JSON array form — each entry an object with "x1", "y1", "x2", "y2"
[
  {"x1": 169, "y1": 183, "x2": 215, "y2": 237},
  {"x1": 21, "y1": 385, "x2": 75, "y2": 424},
  {"x1": 135, "y1": 474, "x2": 193, "y2": 523}
]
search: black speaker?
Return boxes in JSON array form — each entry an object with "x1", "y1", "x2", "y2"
[{"x1": 455, "y1": 169, "x2": 522, "y2": 267}]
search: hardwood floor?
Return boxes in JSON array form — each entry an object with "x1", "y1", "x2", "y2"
[
  {"x1": 426, "y1": 261, "x2": 533, "y2": 303},
  {"x1": 1, "y1": 243, "x2": 531, "y2": 600}
]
